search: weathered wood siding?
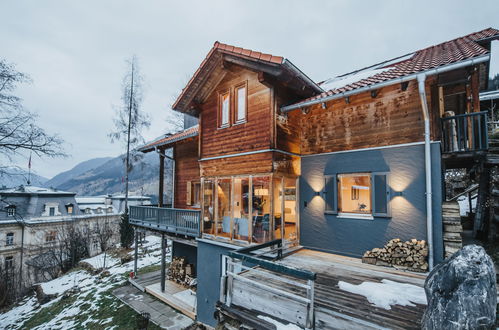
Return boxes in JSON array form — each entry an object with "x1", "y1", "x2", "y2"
[
  {"x1": 200, "y1": 152, "x2": 273, "y2": 177},
  {"x1": 200, "y1": 66, "x2": 273, "y2": 159},
  {"x1": 174, "y1": 139, "x2": 200, "y2": 209},
  {"x1": 286, "y1": 81, "x2": 432, "y2": 155}
]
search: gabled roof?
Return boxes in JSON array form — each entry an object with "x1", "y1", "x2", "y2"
[
  {"x1": 139, "y1": 125, "x2": 199, "y2": 152},
  {"x1": 283, "y1": 27, "x2": 499, "y2": 112},
  {"x1": 172, "y1": 42, "x2": 322, "y2": 115}
]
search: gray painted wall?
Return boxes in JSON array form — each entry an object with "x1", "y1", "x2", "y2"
[
  {"x1": 299, "y1": 143, "x2": 444, "y2": 264},
  {"x1": 172, "y1": 241, "x2": 197, "y2": 268},
  {"x1": 0, "y1": 193, "x2": 81, "y2": 220},
  {"x1": 196, "y1": 240, "x2": 234, "y2": 327}
]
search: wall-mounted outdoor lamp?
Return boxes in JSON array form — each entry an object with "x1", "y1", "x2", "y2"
[{"x1": 393, "y1": 191, "x2": 404, "y2": 197}]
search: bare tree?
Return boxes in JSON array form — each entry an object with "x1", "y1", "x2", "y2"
[
  {"x1": 109, "y1": 56, "x2": 150, "y2": 249},
  {"x1": 93, "y1": 217, "x2": 116, "y2": 269},
  {"x1": 108, "y1": 56, "x2": 150, "y2": 210},
  {"x1": 0, "y1": 59, "x2": 65, "y2": 170}
]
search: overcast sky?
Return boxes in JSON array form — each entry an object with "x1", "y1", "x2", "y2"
[{"x1": 1, "y1": 0, "x2": 498, "y2": 178}]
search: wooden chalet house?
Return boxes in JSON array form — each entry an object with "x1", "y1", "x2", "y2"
[{"x1": 130, "y1": 28, "x2": 499, "y2": 329}]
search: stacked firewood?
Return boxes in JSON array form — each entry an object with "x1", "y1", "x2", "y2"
[
  {"x1": 362, "y1": 238, "x2": 429, "y2": 272},
  {"x1": 167, "y1": 256, "x2": 196, "y2": 288},
  {"x1": 442, "y1": 202, "x2": 463, "y2": 258}
]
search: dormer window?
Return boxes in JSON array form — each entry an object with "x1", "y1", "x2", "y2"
[
  {"x1": 66, "y1": 203, "x2": 74, "y2": 214},
  {"x1": 6, "y1": 205, "x2": 16, "y2": 217},
  {"x1": 219, "y1": 90, "x2": 230, "y2": 128},
  {"x1": 235, "y1": 83, "x2": 247, "y2": 123}
]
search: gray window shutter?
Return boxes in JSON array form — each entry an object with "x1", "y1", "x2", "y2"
[
  {"x1": 372, "y1": 173, "x2": 390, "y2": 217},
  {"x1": 324, "y1": 175, "x2": 337, "y2": 214}
]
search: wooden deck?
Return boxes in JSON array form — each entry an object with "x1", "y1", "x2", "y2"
[
  {"x1": 228, "y1": 249, "x2": 427, "y2": 330},
  {"x1": 130, "y1": 270, "x2": 197, "y2": 320}
]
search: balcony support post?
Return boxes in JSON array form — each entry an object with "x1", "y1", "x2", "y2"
[
  {"x1": 159, "y1": 152, "x2": 165, "y2": 207},
  {"x1": 161, "y1": 233, "x2": 166, "y2": 292},
  {"x1": 133, "y1": 228, "x2": 138, "y2": 278}
]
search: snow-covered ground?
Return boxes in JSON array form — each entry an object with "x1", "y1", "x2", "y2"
[
  {"x1": 0, "y1": 235, "x2": 169, "y2": 329},
  {"x1": 338, "y1": 279, "x2": 427, "y2": 310},
  {"x1": 257, "y1": 315, "x2": 303, "y2": 330}
]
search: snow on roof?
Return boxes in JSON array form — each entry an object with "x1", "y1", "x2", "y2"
[
  {"x1": 0, "y1": 185, "x2": 74, "y2": 195},
  {"x1": 75, "y1": 197, "x2": 106, "y2": 204},
  {"x1": 318, "y1": 67, "x2": 392, "y2": 92}
]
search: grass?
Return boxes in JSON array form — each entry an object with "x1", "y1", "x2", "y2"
[
  {"x1": 137, "y1": 263, "x2": 165, "y2": 275},
  {"x1": 20, "y1": 295, "x2": 78, "y2": 330}
]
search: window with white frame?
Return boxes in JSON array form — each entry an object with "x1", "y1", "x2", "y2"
[
  {"x1": 219, "y1": 91, "x2": 230, "y2": 127},
  {"x1": 6, "y1": 233, "x2": 14, "y2": 246},
  {"x1": 324, "y1": 172, "x2": 390, "y2": 218},
  {"x1": 6, "y1": 205, "x2": 15, "y2": 217},
  {"x1": 235, "y1": 84, "x2": 247, "y2": 123}
]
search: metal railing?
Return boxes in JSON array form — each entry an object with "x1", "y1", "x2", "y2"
[
  {"x1": 441, "y1": 111, "x2": 489, "y2": 153},
  {"x1": 129, "y1": 206, "x2": 201, "y2": 237},
  {"x1": 219, "y1": 239, "x2": 316, "y2": 329}
]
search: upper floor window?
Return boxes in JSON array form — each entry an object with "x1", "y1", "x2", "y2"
[
  {"x1": 235, "y1": 84, "x2": 247, "y2": 123},
  {"x1": 45, "y1": 231, "x2": 57, "y2": 243},
  {"x1": 6, "y1": 205, "x2": 16, "y2": 217},
  {"x1": 6, "y1": 233, "x2": 14, "y2": 246},
  {"x1": 49, "y1": 207, "x2": 55, "y2": 216},
  {"x1": 5, "y1": 256, "x2": 13, "y2": 271},
  {"x1": 186, "y1": 181, "x2": 201, "y2": 207},
  {"x1": 66, "y1": 204, "x2": 74, "y2": 214},
  {"x1": 219, "y1": 91, "x2": 230, "y2": 128}
]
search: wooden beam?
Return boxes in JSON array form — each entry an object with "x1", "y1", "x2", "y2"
[
  {"x1": 161, "y1": 233, "x2": 166, "y2": 292},
  {"x1": 159, "y1": 153, "x2": 165, "y2": 207},
  {"x1": 438, "y1": 86, "x2": 445, "y2": 117}
]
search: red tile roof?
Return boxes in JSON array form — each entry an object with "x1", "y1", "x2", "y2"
[
  {"x1": 139, "y1": 125, "x2": 198, "y2": 152},
  {"x1": 172, "y1": 42, "x2": 284, "y2": 111},
  {"x1": 297, "y1": 27, "x2": 499, "y2": 105}
]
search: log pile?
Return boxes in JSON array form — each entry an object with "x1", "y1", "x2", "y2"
[
  {"x1": 442, "y1": 202, "x2": 462, "y2": 258},
  {"x1": 362, "y1": 238, "x2": 429, "y2": 272},
  {"x1": 168, "y1": 256, "x2": 196, "y2": 288}
]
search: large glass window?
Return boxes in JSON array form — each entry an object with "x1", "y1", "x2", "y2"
[
  {"x1": 252, "y1": 177, "x2": 270, "y2": 243},
  {"x1": 203, "y1": 180, "x2": 215, "y2": 235},
  {"x1": 217, "y1": 178, "x2": 232, "y2": 238},
  {"x1": 273, "y1": 178, "x2": 283, "y2": 240},
  {"x1": 338, "y1": 173, "x2": 371, "y2": 215},
  {"x1": 284, "y1": 178, "x2": 298, "y2": 241},
  {"x1": 233, "y1": 177, "x2": 250, "y2": 240}
]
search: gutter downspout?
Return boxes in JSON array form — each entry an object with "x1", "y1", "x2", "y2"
[{"x1": 417, "y1": 74, "x2": 434, "y2": 271}]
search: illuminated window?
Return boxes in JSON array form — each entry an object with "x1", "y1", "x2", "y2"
[
  {"x1": 235, "y1": 84, "x2": 246, "y2": 123},
  {"x1": 219, "y1": 91, "x2": 230, "y2": 127},
  {"x1": 338, "y1": 173, "x2": 371, "y2": 215},
  {"x1": 202, "y1": 180, "x2": 215, "y2": 235},
  {"x1": 66, "y1": 204, "x2": 74, "y2": 214}
]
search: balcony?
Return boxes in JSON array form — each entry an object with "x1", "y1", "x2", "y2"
[
  {"x1": 441, "y1": 111, "x2": 489, "y2": 154},
  {"x1": 129, "y1": 206, "x2": 201, "y2": 237}
]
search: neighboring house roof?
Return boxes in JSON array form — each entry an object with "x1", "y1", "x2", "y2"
[
  {"x1": 480, "y1": 89, "x2": 499, "y2": 101},
  {"x1": 0, "y1": 185, "x2": 75, "y2": 195},
  {"x1": 172, "y1": 41, "x2": 322, "y2": 114},
  {"x1": 139, "y1": 125, "x2": 199, "y2": 152},
  {"x1": 283, "y1": 27, "x2": 499, "y2": 111}
]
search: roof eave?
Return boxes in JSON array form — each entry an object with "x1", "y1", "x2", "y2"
[{"x1": 281, "y1": 54, "x2": 491, "y2": 113}]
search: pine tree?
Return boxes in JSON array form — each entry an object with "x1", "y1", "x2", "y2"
[{"x1": 119, "y1": 210, "x2": 134, "y2": 249}]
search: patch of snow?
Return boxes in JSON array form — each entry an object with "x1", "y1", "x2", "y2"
[
  {"x1": 40, "y1": 270, "x2": 93, "y2": 295},
  {"x1": 0, "y1": 297, "x2": 38, "y2": 328},
  {"x1": 257, "y1": 315, "x2": 302, "y2": 330},
  {"x1": 320, "y1": 67, "x2": 392, "y2": 92},
  {"x1": 338, "y1": 279, "x2": 427, "y2": 310},
  {"x1": 457, "y1": 195, "x2": 477, "y2": 216},
  {"x1": 173, "y1": 289, "x2": 196, "y2": 308}
]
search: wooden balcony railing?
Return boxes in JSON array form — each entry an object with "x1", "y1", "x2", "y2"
[
  {"x1": 129, "y1": 206, "x2": 201, "y2": 237},
  {"x1": 219, "y1": 240, "x2": 316, "y2": 329},
  {"x1": 441, "y1": 111, "x2": 489, "y2": 153}
]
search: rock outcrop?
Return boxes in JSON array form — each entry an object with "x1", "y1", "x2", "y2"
[{"x1": 422, "y1": 244, "x2": 497, "y2": 329}]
